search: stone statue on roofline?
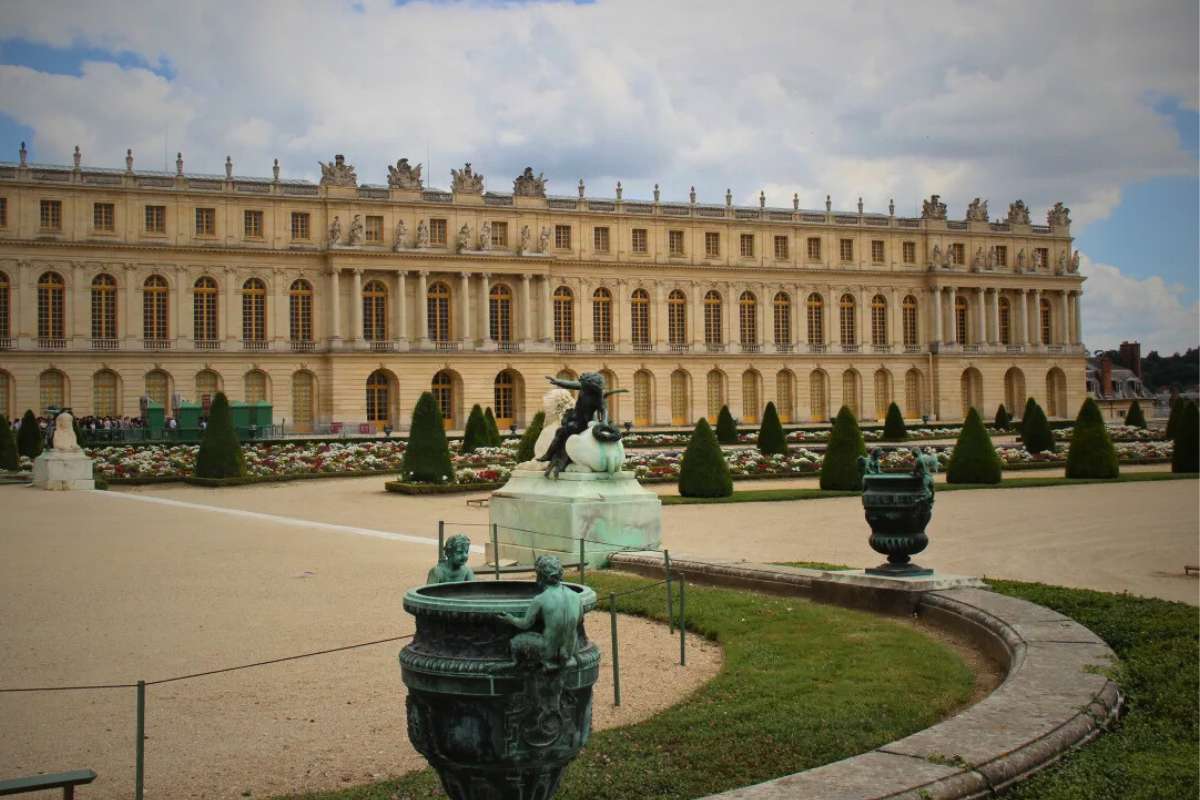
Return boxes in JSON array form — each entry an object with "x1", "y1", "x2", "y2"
[
  {"x1": 965, "y1": 197, "x2": 988, "y2": 222},
  {"x1": 928, "y1": 243, "x2": 941, "y2": 271},
  {"x1": 986, "y1": 247, "x2": 996, "y2": 270},
  {"x1": 387, "y1": 158, "x2": 423, "y2": 190},
  {"x1": 513, "y1": 167, "x2": 547, "y2": 198},
  {"x1": 451, "y1": 162, "x2": 484, "y2": 194},
  {"x1": 319, "y1": 154, "x2": 357, "y2": 187},
  {"x1": 921, "y1": 194, "x2": 947, "y2": 220},
  {"x1": 1047, "y1": 201, "x2": 1071, "y2": 227},
  {"x1": 1055, "y1": 251, "x2": 1067, "y2": 275},
  {"x1": 1070, "y1": 250, "x2": 1080, "y2": 273},
  {"x1": 1007, "y1": 199, "x2": 1031, "y2": 225}
]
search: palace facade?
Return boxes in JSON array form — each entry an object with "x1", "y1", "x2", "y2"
[{"x1": 0, "y1": 146, "x2": 1087, "y2": 432}]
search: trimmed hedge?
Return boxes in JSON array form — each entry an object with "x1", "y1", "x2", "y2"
[
  {"x1": 1020, "y1": 398, "x2": 1055, "y2": 454},
  {"x1": 0, "y1": 415, "x2": 18, "y2": 471},
  {"x1": 484, "y1": 406, "x2": 502, "y2": 445},
  {"x1": 516, "y1": 411, "x2": 546, "y2": 463},
  {"x1": 678, "y1": 417, "x2": 733, "y2": 498},
  {"x1": 401, "y1": 392, "x2": 454, "y2": 484},
  {"x1": 461, "y1": 404, "x2": 488, "y2": 453},
  {"x1": 194, "y1": 392, "x2": 246, "y2": 478},
  {"x1": 715, "y1": 405, "x2": 738, "y2": 444},
  {"x1": 994, "y1": 404, "x2": 1011, "y2": 431},
  {"x1": 882, "y1": 402, "x2": 907, "y2": 441},
  {"x1": 1066, "y1": 397, "x2": 1119, "y2": 479},
  {"x1": 946, "y1": 407, "x2": 1002, "y2": 484},
  {"x1": 1172, "y1": 400, "x2": 1198, "y2": 474},
  {"x1": 385, "y1": 480, "x2": 504, "y2": 495},
  {"x1": 756, "y1": 402, "x2": 788, "y2": 455},
  {"x1": 820, "y1": 406, "x2": 867, "y2": 491},
  {"x1": 1165, "y1": 398, "x2": 1183, "y2": 440},
  {"x1": 1124, "y1": 400, "x2": 1147, "y2": 429},
  {"x1": 16, "y1": 409, "x2": 42, "y2": 459}
]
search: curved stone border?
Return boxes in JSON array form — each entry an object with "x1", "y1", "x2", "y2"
[{"x1": 609, "y1": 553, "x2": 1122, "y2": 800}]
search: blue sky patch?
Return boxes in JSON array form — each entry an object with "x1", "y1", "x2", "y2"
[{"x1": 0, "y1": 37, "x2": 175, "y2": 80}]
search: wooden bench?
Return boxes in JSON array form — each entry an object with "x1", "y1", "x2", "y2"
[{"x1": 0, "y1": 769, "x2": 97, "y2": 798}]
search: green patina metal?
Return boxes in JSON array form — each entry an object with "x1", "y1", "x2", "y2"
[
  {"x1": 427, "y1": 534, "x2": 475, "y2": 585},
  {"x1": 861, "y1": 451, "x2": 938, "y2": 577}
]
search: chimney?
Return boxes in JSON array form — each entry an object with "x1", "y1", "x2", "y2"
[
  {"x1": 1119, "y1": 341, "x2": 1142, "y2": 379},
  {"x1": 1100, "y1": 356, "x2": 1114, "y2": 397}
]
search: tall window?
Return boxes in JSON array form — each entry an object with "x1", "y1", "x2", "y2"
[
  {"x1": 955, "y1": 296, "x2": 968, "y2": 344},
  {"x1": 0, "y1": 197, "x2": 7, "y2": 228},
  {"x1": 995, "y1": 246, "x2": 1007, "y2": 267},
  {"x1": 593, "y1": 227, "x2": 610, "y2": 253},
  {"x1": 145, "y1": 205, "x2": 166, "y2": 233},
  {"x1": 490, "y1": 284, "x2": 513, "y2": 343},
  {"x1": 491, "y1": 221, "x2": 508, "y2": 247},
  {"x1": 362, "y1": 280, "x2": 387, "y2": 341},
  {"x1": 365, "y1": 370, "x2": 391, "y2": 426},
  {"x1": 842, "y1": 370, "x2": 861, "y2": 418},
  {"x1": 670, "y1": 370, "x2": 689, "y2": 426},
  {"x1": 427, "y1": 282, "x2": 450, "y2": 342},
  {"x1": 143, "y1": 276, "x2": 169, "y2": 341},
  {"x1": 365, "y1": 216, "x2": 383, "y2": 242},
  {"x1": 742, "y1": 371, "x2": 760, "y2": 422},
  {"x1": 738, "y1": 291, "x2": 757, "y2": 345},
  {"x1": 553, "y1": 286, "x2": 574, "y2": 343},
  {"x1": 902, "y1": 295, "x2": 918, "y2": 347},
  {"x1": 873, "y1": 369, "x2": 890, "y2": 420},
  {"x1": 807, "y1": 237, "x2": 821, "y2": 261},
  {"x1": 634, "y1": 370, "x2": 652, "y2": 426},
  {"x1": 806, "y1": 293, "x2": 824, "y2": 344},
  {"x1": 245, "y1": 370, "x2": 267, "y2": 403},
  {"x1": 554, "y1": 225, "x2": 571, "y2": 250},
  {"x1": 839, "y1": 294, "x2": 857, "y2": 345},
  {"x1": 902, "y1": 241, "x2": 916, "y2": 263},
  {"x1": 431, "y1": 370, "x2": 454, "y2": 425},
  {"x1": 194, "y1": 277, "x2": 218, "y2": 341},
  {"x1": 40, "y1": 200, "x2": 62, "y2": 230},
  {"x1": 1035, "y1": 248, "x2": 1049, "y2": 269},
  {"x1": 145, "y1": 370, "x2": 170, "y2": 409},
  {"x1": 810, "y1": 370, "x2": 828, "y2": 421},
  {"x1": 839, "y1": 239, "x2": 853, "y2": 262},
  {"x1": 195, "y1": 207, "x2": 216, "y2": 236},
  {"x1": 706, "y1": 370, "x2": 724, "y2": 421},
  {"x1": 429, "y1": 218, "x2": 447, "y2": 245},
  {"x1": 93, "y1": 202, "x2": 115, "y2": 232},
  {"x1": 774, "y1": 236, "x2": 789, "y2": 260},
  {"x1": 289, "y1": 279, "x2": 313, "y2": 342},
  {"x1": 196, "y1": 370, "x2": 219, "y2": 403},
  {"x1": 960, "y1": 368, "x2": 983, "y2": 417},
  {"x1": 631, "y1": 289, "x2": 650, "y2": 346},
  {"x1": 244, "y1": 209, "x2": 264, "y2": 238},
  {"x1": 494, "y1": 370, "x2": 517, "y2": 427},
  {"x1": 998, "y1": 297, "x2": 1011, "y2": 344},
  {"x1": 950, "y1": 243, "x2": 965, "y2": 265},
  {"x1": 704, "y1": 232, "x2": 720, "y2": 258},
  {"x1": 668, "y1": 230, "x2": 684, "y2": 256},
  {"x1": 592, "y1": 288, "x2": 612, "y2": 344},
  {"x1": 37, "y1": 271, "x2": 65, "y2": 340},
  {"x1": 93, "y1": 370, "x2": 118, "y2": 417},
  {"x1": 871, "y1": 240, "x2": 885, "y2": 263},
  {"x1": 904, "y1": 369, "x2": 923, "y2": 418},
  {"x1": 91, "y1": 274, "x2": 117, "y2": 340},
  {"x1": 290, "y1": 212, "x2": 310, "y2": 240},
  {"x1": 292, "y1": 371, "x2": 314, "y2": 433},
  {"x1": 739, "y1": 234, "x2": 754, "y2": 258},
  {"x1": 776, "y1": 370, "x2": 794, "y2": 422},
  {"x1": 870, "y1": 294, "x2": 887, "y2": 345},
  {"x1": 1040, "y1": 299, "x2": 1052, "y2": 344},
  {"x1": 632, "y1": 228, "x2": 648, "y2": 254},
  {"x1": 39, "y1": 370, "x2": 65, "y2": 412},
  {"x1": 773, "y1": 292, "x2": 791, "y2": 345},
  {"x1": 0, "y1": 271, "x2": 9, "y2": 339},
  {"x1": 704, "y1": 290, "x2": 722, "y2": 345},
  {"x1": 242, "y1": 278, "x2": 267, "y2": 342}
]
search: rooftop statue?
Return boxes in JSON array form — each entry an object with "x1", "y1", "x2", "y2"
[
  {"x1": 1056, "y1": 251, "x2": 1067, "y2": 275},
  {"x1": 921, "y1": 194, "x2": 947, "y2": 220},
  {"x1": 986, "y1": 247, "x2": 996, "y2": 270},
  {"x1": 539, "y1": 373, "x2": 626, "y2": 479},
  {"x1": 426, "y1": 534, "x2": 475, "y2": 584},
  {"x1": 497, "y1": 555, "x2": 583, "y2": 672},
  {"x1": 319, "y1": 154, "x2": 357, "y2": 187},
  {"x1": 513, "y1": 166, "x2": 547, "y2": 198},
  {"x1": 387, "y1": 158, "x2": 423, "y2": 190},
  {"x1": 1070, "y1": 249, "x2": 1080, "y2": 273},
  {"x1": 965, "y1": 197, "x2": 989, "y2": 222},
  {"x1": 1047, "y1": 201, "x2": 1071, "y2": 227},
  {"x1": 451, "y1": 162, "x2": 484, "y2": 194},
  {"x1": 1007, "y1": 199, "x2": 1031, "y2": 225}
]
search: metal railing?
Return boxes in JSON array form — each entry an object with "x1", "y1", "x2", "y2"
[
  {"x1": 554, "y1": 341, "x2": 577, "y2": 353},
  {"x1": 290, "y1": 340, "x2": 315, "y2": 352},
  {"x1": 194, "y1": 339, "x2": 221, "y2": 351},
  {"x1": 242, "y1": 339, "x2": 270, "y2": 352},
  {"x1": 368, "y1": 340, "x2": 395, "y2": 353},
  {"x1": 497, "y1": 341, "x2": 522, "y2": 353},
  {"x1": 91, "y1": 338, "x2": 119, "y2": 351},
  {"x1": 740, "y1": 343, "x2": 761, "y2": 353},
  {"x1": 668, "y1": 343, "x2": 690, "y2": 354},
  {"x1": 37, "y1": 337, "x2": 66, "y2": 350},
  {"x1": 840, "y1": 343, "x2": 860, "y2": 353},
  {"x1": 143, "y1": 338, "x2": 171, "y2": 351}
]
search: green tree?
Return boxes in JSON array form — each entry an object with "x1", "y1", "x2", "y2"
[
  {"x1": 1123, "y1": 400, "x2": 1147, "y2": 429},
  {"x1": 882, "y1": 402, "x2": 907, "y2": 441},
  {"x1": 16, "y1": 409, "x2": 42, "y2": 459},
  {"x1": 993, "y1": 404, "x2": 1011, "y2": 431},
  {"x1": 756, "y1": 401, "x2": 788, "y2": 455},
  {"x1": 946, "y1": 407, "x2": 1003, "y2": 484},
  {"x1": 678, "y1": 417, "x2": 733, "y2": 498},
  {"x1": 1164, "y1": 398, "x2": 1182, "y2": 440},
  {"x1": 194, "y1": 392, "x2": 246, "y2": 478},
  {"x1": 820, "y1": 406, "x2": 867, "y2": 491},
  {"x1": 401, "y1": 392, "x2": 454, "y2": 484},
  {"x1": 1066, "y1": 398, "x2": 1119, "y2": 479},
  {"x1": 1171, "y1": 400, "x2": 1198, "y2": 474},
  {"x1": 515, "y1": 410, "x2": 547, "y2": 463},
  {"x1": 0, "y1": 415, "x2": 19, "y2": 471},
  {"x1": 484, "y1": 406, "x2": 502, "y2": 445},
  {"x1": 461, "y1": 404, "x2": 488, "y2": 453},
  {"x1": 715, "y1": 405, "x2": 738, "y2": 444},
  {"x1": 1020, "y1": 398, "x2": 1054, "y2": 454}
]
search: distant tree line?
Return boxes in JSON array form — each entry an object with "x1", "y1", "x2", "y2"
[{"x1": 1099, "y1": 346, "x2": 1199, "y2": 392}]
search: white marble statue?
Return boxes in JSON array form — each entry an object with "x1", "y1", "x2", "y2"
[
  {"x1": 328, "y1": 216, "x2": 342, "y2": 245},
  {"x1": 520, "y1": 225, "x2": 532, "y2": 254},
  {"x1": 538, "y1": 226, "x2": 551, "y2": 254},
  {"x1": 53, "y1": 412, "x2": 80, "y2": 451},
  {"x1": 393, "y1": 219, "x2": 408, "y2": 251},
  {"x1": 564, "y1": 421, "x2": 625, "y2": 474},
  {"x1": 532, "y1": 388, "x2": 574, "y2": 460},
  {"x1": 417, "y1": 220, "x2": 430, "y2": 248},
  {"x1": 346, "y1": 214, "x2": 364, "y2": 246}
]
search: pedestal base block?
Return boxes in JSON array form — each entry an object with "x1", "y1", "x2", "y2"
[{"x1": 32, "y1": 450, "x2": 95, "y2": 490}]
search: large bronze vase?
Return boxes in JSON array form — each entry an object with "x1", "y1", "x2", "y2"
[
  {"x1": 400, "y1": 581, "x2": 600, "y2": 800},
  {"x1": 862, "y1": 473, "x2": 934, "y2": 576}
]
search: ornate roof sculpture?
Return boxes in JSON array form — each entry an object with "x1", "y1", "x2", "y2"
[
  {"x1": 387, "y1": 158, "x2": 423, "y2": 190},
  {"x1": 319, "y1": 154, "x2": 357, "y2": 187},
  {"x1": 451, "y1": 162, "x2": 484, "y2": 194},
  {"x1": 1007, "y1": 200, "x2": 1031, "y2": 225},
  {"x1": 965, "y1": 197, "x2": 989, "y2": 222},
  {"x1": 921, "y1": 194, "x2": 947, "y2": 220},
  {"x1": 513, "y1": 167, "x2": 546, "y2": 198},
  {"x1": 1047, "y1": 202, "x2": 1071, "y2": 227}
]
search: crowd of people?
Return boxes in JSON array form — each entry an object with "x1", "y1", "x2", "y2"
[{"x1": 8, "y1": 412, "x2": 210, "y2": 444}]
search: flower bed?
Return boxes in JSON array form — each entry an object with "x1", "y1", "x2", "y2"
[{"x1": 1052, "y1": 424, "x2": 1164, "y2": 443}]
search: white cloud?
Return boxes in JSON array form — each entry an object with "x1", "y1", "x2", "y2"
[{"x1": 1079, "y1": 254, "x2": 1199, "y2": 355}]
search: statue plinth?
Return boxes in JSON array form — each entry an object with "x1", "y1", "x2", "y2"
[{"x1": 32, "y1": 449, "x2": 95, "y2": 490}]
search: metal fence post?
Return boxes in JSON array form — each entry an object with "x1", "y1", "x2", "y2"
[
  {"x1": 664, "y1": 549, "x2": 674, "y2": 634},
  {"x1": 135, "y1": 680, "x2": 145, "y2": 800},
  {"x1": 491, "y1": 523, "x2": 501, "y2": 580},
  {"x1": 579, "y1": 537, "x2": 586, "y2": 583},
  {"x1": 437, "y1": 520, "x2": 445, "y2": 561},
  {"x1": 609, "y1": 594, "x2": 621, "y2": 706},
  {"x1": 679, "y1": 579, "x2": 687, "y2": 667}
]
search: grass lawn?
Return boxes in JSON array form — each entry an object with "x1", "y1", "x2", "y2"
[
  {"x1": 661, "y1": 471, "x2": 1198, "y2": 505},
  {"x1": 278, "y1": 573, "x2": 975, "y2": 800}
]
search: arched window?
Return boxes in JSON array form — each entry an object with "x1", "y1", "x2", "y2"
[
  {"x1": 634, "y1": 370, "x2": 652, "y2": 426},
  {"x1": 245, "y1": 370, "x2": 268, "y2": 403},
  {"x1": 667, "y1": 290, "x2": 687, "y2": 346},
  {"x1": 742, "y1": 370, "x2": 760, "y2": 422},
  {"x1": 842, "y1": 369, "x2": 861, "y2": 418},
  {"x1": 870, "y1": 294, "x2": 887, "y2": 346},
  {"x1": 193, "y1": 277, "x2": 218, "y2": 342},
  {"x1": 873, "y1": 369, "x2": 891, "y2": 421},
  {"x1": 39, "y1": 369, "x2": 65, "y2": 412},
  {"x1": 600, "y1": 369, "x2": 619, "y2": 422},
  {"x1": 0, "y1": 370, "x2": 11, "y2": 419},
  {"x1": 839, "y1": 294, "x2": 857, "y2": 346},
  {"x1": 145, "y1": 370, "x2": 170, "y2": 409},
  {"x1": 0, "y1": 271, "x2": 9, "y2": 339},
  {"x1": 810, "y1": 370, "x2": 828, "y2": 421},
  {"x1": 553, "y1": 286, "x2": 574, "y2": 344},
  {"x1": 904, "y1": 368, "x2": 923, "y2": 418},
  {"x1": 776, "y1": 370, "x2": 794, "y2": 422},
  {"x1": 427, "y1": 282, "x2": 450, "y2": 342},
  {"x1": 592, "y1": 287, "x2": 612, "y2": 345},
  {"x1": 902, "y1": 295, "x2": 918, "y2": 347},
  {"x1": 362, "y1": 279, "x2": 387, "y2": 341},
  {"x1": 1004, "y1": 367, "x2": 1026, "y2": 415},
  {"x1": 242, "y1": 278, "x2": 267, "y2": 342},
  {"x1": 998, "y1": 297, "x2": 1011, "y2": 345},
  {"x1": 490, "y1": 284, "x2": 513, "y2": 343},
  {"x1": 806, "y1": 293, "x2": 824, "y2": 345},
  {"x1": 93, "y1": 369, "x2": 118, "y2": 417},
  {"x1": 91, "y1": 274, "x2": 117, "y2": 340},
  {"x1": 670, "y1": 370, "x2": 689, "y2": 426},
  {"x1": 739, "y1": 291, "x2": 758, "y2": 346},
  {"x1": 494, "y1": 370, "x2": 517, "y2": 428},
  {"x1": 955, "y1": 296, "x2": 969, "y2": 344},
  {"x1": 144, "y1": 276, "x2": 169, "y2": 341},
  {"x1": 1039, "y1": 299, "x2": 1052, "y2": 345},
  {"x1": 431, "y1": 370, "x2": 456, "y2": 427},
  {"x1": 631, "y1": 289, "x2": 650, "y2": 347},
  {"x1": 366, "y1": 369, "x2": 393, "y2": 427},
  {"x1": 704, "y1": 290, "x2": 722, "y2": 345},
  {"x1": 292, "y1": 371, "x2": 314, "y2": 433},
  {"x1": 38, "y1": 271, "x2": 65, "y2": 340},
  {"x1": 289, "y1": 279, "x2": 313, "y2": 343},
  {"x1": 960, "y1": 368, "x2": 983, "y2": 418},
  {"x1": 196, "y1": 370, "x2": 220, "y2": 405},
  {"x1": 1046, "y1": 368, "x2": 1067, "y2": 417},
  {"x1": 706, "y1": 370, "x2": 725, "y2": 421},
  {"x1": 773, "y1": 292, "x2": 791, "y2": 346}
]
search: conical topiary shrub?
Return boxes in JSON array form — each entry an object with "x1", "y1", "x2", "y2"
[
  {"x1": 946, "y1": 407, "x2": 1002, "y2": 484},
  {"x1": 0, "y1": 415, "x2": 19, "y2": 471},
  {"x1": 715, "y1": 405, "x2": 738, "y2": 444},
  {"x1": 882, "y1": 402, "x2": 907, "y2": 441},
  {"x1": 994, "y1": 404, "x2": 1011, "y2": 431},
  {"x1": 1124, "y1": 400, "x2": 1147, "y2": 429},
  {"x1": 1172, "y1": 400, "x2": 1198, "y2": 474},
  {"x1": 1165, "y1": 398, "x2": 1182, "y2": 440},
  {"x1": 516, "y1": 411, "x2": 546, "y2": 463},
  {"x1": 756, "y1": 402, "x2": 787, "y2": 455},
  {"x1": 1066, "y1": 398, "x2": 1119, "y2": 479},
  {"x1": 16, "y1": 409, "x2": 42, "y2": 459},
  {"x1": 678, "y1": 417, "x2": 733, "y2": 498},
  {"x1": 484, "y1": 406, "x2": 502, "y2": 445},
  {"x1": 402, "y1": 392, "x2": 454, "y2": 484},
  {"x1": 461, "y1": 404, "x2": 488, "y2": 453},
  {"x1": 194, "y1": 392, "x2": 246, "y2": 479},
  {"x1": 820, "y1": 406, "x2": 867, "y2": 491},
  {"x1": 1020, "y1": 398, "x2": 1054, "y2": 454}
]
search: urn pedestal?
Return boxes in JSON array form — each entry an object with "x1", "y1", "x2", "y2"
[
  {"x1": 32, "y1": 450, "x2": 95, "y2": 490},
  {"x1": 400, "y1": 581, "x2": 600, "y2": 800},
  {"x1": 862, "y1": 473, "x2": 933, "y2": 577}
]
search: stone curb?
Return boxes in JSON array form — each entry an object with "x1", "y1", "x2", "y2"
[{"x1": 608, "y1": 552, "x2": 1123, "y2": 800}]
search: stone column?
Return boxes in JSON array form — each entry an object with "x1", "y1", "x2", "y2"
[
  {"x1": 929, "y1": 286, "x2": 941, "y2": 347},
  {"x1": 989, "y1": 289, "x2": 999, "y2": 345},
  {"x1": 1032, "y1": 288, "x2": 1042, "y2": 345},
  {"x1": 691, "y1": 281, "x2": 703, "y2": 348},
  {"x1": 479, "y1": 272, "x2": 492, "y2": 346},
  {"x1": 975, "y1": 288, "x2": 985, "y2": 345},
  {"x1": 1016, "y1": 289, "x2": 1027, "y2": 346},
  {"x1": 224, "y1": 267, "x2": 238, "y2": 342},
  {"x1": 542, "y1": 276, "x2": 553, "y2": 342},
  {"x1": 1059, "y1": 290, "x2": 1070, "y2": 345},
  {"x1": 395, "y1": 271, "x2": 407, "y2": 343},
  {"x1": 124, "y1": 265, "x2": 139, "y2": 346},
  {"x1": 328, "y1": 268, "x2": 342, "y2": 346},
  {"x1": 350, "y1": 269, "x2": 363, "y2": 343},
  {"x1": 614, "y1": 278, "x2": 627, "y2": 348},
  {"x1": 415, "y1": 270, "x2": 428, "y2": 346},
  {"x1": 652, "y1": 281, "x2": 664, "y2": 346},
  {"x1": 946, "y1": 286, "x2": 958, "y2": 345},
  {"x1": 459, "y1": 272, "x2": 471, "y2": 343},
  {"x1": 888, "y1": 287, "x2": 900, "y2": 347},
  {"x1": 793, "y1": 284, "x2": 804, "y2": 347},
  {"x1": 1073, "y1": 291, "x2": 1083, "y2": 344},
  {"x1": 520, "y1": 274, "x2": 532, "y2": 344}
]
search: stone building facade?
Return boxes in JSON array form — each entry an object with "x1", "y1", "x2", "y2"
[{"x1": 0, "y1": 146, "x2": 1087, "y2": 431}]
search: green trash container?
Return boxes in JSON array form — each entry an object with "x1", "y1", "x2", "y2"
[
  {"x1": 145, "y1": 402, "x2": 165, "y2": 439},
  {"x1": 177, "y1": 403, "x2": 203, "y2": 441}
]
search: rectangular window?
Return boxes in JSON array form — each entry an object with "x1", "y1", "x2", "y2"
[
  {"x1": 631, "y1": 228, "x2": 648, "y2": 254},
  {"x1": 491, "y1": 221, "x2": 508, "y2": 247},
  {"x1": 951, "y1": 243, "x2": 965, "y2": 265},
  {"x1": 807, "y1": 237, "x2": 821, "y2": 261},
  {"x1": 668, "y1": 230, "x2": 684, "y2": 256},
  {"x1": 145, "y1": 205, "x2": 166, "y2": 233},
  {"x1": 705, "y1": 231, "x2": 720, "y2": 258},
  {"x1": 93, "y1": 202, "x2": 115, "y2": 232},
  {"x1": 774, "y1": 235, "x2": 788, "y2": 260},
  {"x1": 839, "y1": 238, "x2": 853, "y2": 262},
  {"x1": 0, "y1": 197, "x2": 6, "y2": 227},
  {"x1": 195, "y1": 207, "x2": 216, "y2": 236},
  {"x1": 739, "y1": 233, "x2": 754, "y2": 258},
  {"x1": 554, "y1": 224, "x2": 571, "y2": 249},
  {"x1": 593, "y1": 226, "x2": 610, "y2": 253},
  {"x1": 430, "y1": 218, "x2": 447, "y2": 245},
  {"x1": 902, "y1": 241, "x2": 916, "y2": 263},
  {"x1": 871, "y1": 240, "x2": 885, "y2": 263},
  {"x1": 995, "y1": 245, "x2": 1007, "y2": 267},
  {"x1": 291, "y1": 211, "x2": 310, "y2": 240},
  {"x1": 365, "y1": 215, "x2": 383, "y2": 242},
  {"x1": 1036, "y1": 247, "x2": 1049, "y2": 268},
  {"x1": 40, "y1": 199, "x2": 62, "y2": 230},
  {"x1": 244, "y1": 209, "x2": 264, "y2": 239}
]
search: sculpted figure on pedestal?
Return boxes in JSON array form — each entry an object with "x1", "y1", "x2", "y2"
[
  {"x1": 416, "y1": 220, "x2": 430, "y2": 248},
  {"x1": 387, "y1": 158, "x2": 423, "y2": 190},
  {"x1": 538, "y1": 226, "x2": 551, "y2": 254},
  {"x1": 1007, "y1": 200, "x2": 1031, "y2": 225},
  {"x1": 52, "y1": 412, "x2": 81, "y2": 452},
  {"x1": 513, "y1": 167, "x2": 547, "y2": 198},
  {"x1": 1047, "y1": 202, "x2": 1071, "y2": 227},
  {"x1": 393, "y1": 219, "x2": 408, "y2": 251},
  {"x1": 929, "y1": 244, "x2": 942, "y2": 270},
  {"x1": 479, "y1": 220, "x2": 492, "y2": 251},
  {"x1": 1016, "y1": 248, "x2": 1026, "y2": 271},
  {"x1": 426, "y1": 534, "x2": 475, "y2": 584},
  {"x1": 520, "y1": 225, "x2": 532, "y2": 254},
  {"x1": 986, "y1": 247, "x2": 996, "y2": 270},
  {"x1": 451, "y1": 162, "x2": 484, "y2": 194},
  {"x1": 921, "y1": 194, "x2": 947, "y2": 220},
  {"x1": 965, "y1": 197, "x2": 988, "y2": 222},
  {"x1": 319, "y1": 154, "x2": 357, "y2": 187},
  {"x1": 497, "y1": 555, "x2": 582, "y2": 672},
  {"x1": 1070, "y1": 250, "x2": 1080, "y2": 273},
  {"x1": 456, "y1": 224, "x2": 471, "y2": 253},
  {"x1": 328, "y1": 216, "x2": 342, "y2": 245},
  {"x1": 346, "y1": 214, "x2": 364, "y2": 246}
]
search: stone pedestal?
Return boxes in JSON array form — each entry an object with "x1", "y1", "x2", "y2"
[
  {"x1": 32, "y1": 450, "x2": 95, "y2": 490},
  {"x1": 489, "y1": 465, "x2": 661, "y2": 568}
]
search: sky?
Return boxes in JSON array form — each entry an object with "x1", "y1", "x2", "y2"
[{"x1": 0, "y1": 0, "x2": 1195, "y2": 354}]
